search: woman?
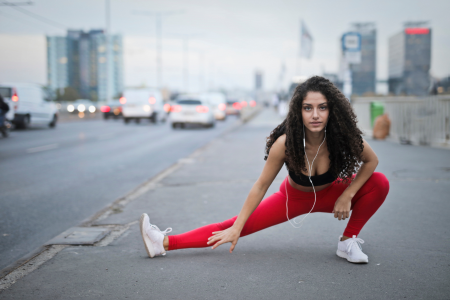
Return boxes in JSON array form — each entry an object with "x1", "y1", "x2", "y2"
[{"x1": 139, "y1": 76, "x2": 389, "y2": 264}]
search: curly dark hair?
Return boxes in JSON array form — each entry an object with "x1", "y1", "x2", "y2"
[{"x1": 265, "y1": 76, "x2": 364, "y2": 183}]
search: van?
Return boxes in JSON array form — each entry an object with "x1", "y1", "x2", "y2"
[
  {"x1": 0, "y1": 83, "x2": 58, "y2": 129},
  {"x1": 121, "y1": 88, "x2": 166, "y2": 124}
]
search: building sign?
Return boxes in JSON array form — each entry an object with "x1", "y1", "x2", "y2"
[
  {"x1": 342, "y1": 32, "x2": 361, "y2": 64},
  {"x1": 405, "y1": 28, "x2": 430, "y2": 35}
]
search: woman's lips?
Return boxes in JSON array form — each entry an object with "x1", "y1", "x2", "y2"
[{"x1": 310, "y1": 122, "x2": 322, "y2": 125}]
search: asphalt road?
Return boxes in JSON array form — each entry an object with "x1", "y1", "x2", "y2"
[{"x1": 0, "y1": 116, "x2": 240, "y2": 272}]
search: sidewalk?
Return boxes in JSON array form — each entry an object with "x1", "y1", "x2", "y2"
[{"x1": 1, "y1": 109, "x2": 450, "y2": 299}]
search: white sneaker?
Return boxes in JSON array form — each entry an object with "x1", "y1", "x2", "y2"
[
  {"x1": 336, "y1": 235, "x2": 369, "y2": 264},
  {"x1": 139, "y1": 213, "x2": 172, "y2": 258}
]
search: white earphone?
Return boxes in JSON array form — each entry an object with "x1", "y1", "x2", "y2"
[{"x1": 286, "y1": 123, "x2": 327, "y2": 228}]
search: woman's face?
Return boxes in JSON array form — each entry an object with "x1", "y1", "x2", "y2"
[{"x1": 301, "y1": 91, "x2": 329, "y2": 134}]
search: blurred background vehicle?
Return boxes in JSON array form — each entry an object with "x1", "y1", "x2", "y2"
[
  {"x1": 201, "y1": 92, "x2": 227, "y2": 121},
  {"x1": 0, "y1": 83, "x2": 58, "y2": 129},
  {"x1": 121, "y1": 88, "x2": 166, "y2": 124},
  {"x1": 67, "y1": 99, "x2": 97, "y2": 114},
  {"x1": 225, "y1": 98, "x2": 242, "y2": 116},
  {"x1": 101, "y1": 99, "x2": 123, "y2": 119},
  {"x1": 170, "y1": 97, "x2": 215, "y2": 129}
]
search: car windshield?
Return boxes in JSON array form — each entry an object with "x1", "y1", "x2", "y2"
[
  {"x1": 0, "y1": 87, "x2": 12, "y2": 98},
  {"x1": 177, "y1": 99, "x2": 202, "y2": 105}
]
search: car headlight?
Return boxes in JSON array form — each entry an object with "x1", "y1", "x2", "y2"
[
  {"x1": 89, "y1": 106, "x2": 96, "y2": 113},
  {"x1": 78, "y1": 104, "x2": 86, "y2": 112},
  {"x1": 67, "y1": 105, "x2": 75, "y2": 112}
]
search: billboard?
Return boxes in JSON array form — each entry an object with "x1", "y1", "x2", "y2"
[{"x1": 342, "y1": 32, "x2": 361, "y2": 64}]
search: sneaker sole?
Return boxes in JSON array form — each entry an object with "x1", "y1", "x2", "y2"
[
  {"x1": 140, "y1": 213, "x2": 156, "y2": 258},
  {"x1": 336, "y1": 249, "x2": 368, "y2": 264}
]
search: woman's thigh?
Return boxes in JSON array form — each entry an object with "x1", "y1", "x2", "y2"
[{"x1": 238, "y1": 190, "x2": 316, "y2": 236}]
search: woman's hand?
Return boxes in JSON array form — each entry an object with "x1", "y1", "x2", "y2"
[
  {"x1": 207, "y1": 226, "x2": 241, "y2": 253},
  {"x1": 332, "y1": 194, "x2": 353, "y2": 221}
]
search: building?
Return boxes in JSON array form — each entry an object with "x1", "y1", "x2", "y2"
[
  {"x1": 255, "y1": 70, "x2": 263, "y2": 90},
  {"x1": 348, "y1": 23, "x2": 377, "y2": 96},
  {"x1": 388, "y1": 23, "x2": 432, "y2": 96},
  {"x1": 47, "y1": 36, "x2": 68, "y2": 92},
  {"x1": 47, "y1": 30, "x2": 123, "y2": 101}
]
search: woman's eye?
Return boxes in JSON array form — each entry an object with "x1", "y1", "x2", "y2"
[
  {"x1": 320, "y1": 106, "x2": 327, "y2": 110},
  {"x1": 304, "y1": 107, "x2": 311, "y2": 111}
]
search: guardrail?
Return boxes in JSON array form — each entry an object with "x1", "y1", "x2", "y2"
[{"x1": 352, "y1": 96, "x2": 450, "y2": 147}]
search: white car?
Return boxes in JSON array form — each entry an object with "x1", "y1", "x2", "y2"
[
  {"x1": 170, "y1": 97, "x2": 215, "y2": 129},
  {"x1": 201, "y1": 92, "x2": 227, "y2": 120},
  {"x1": 121, "y1": 88, "x2": 166, "y2": 124},
  {"x1": 0, "y1": 83, "x2": 58, "y2": 129}
]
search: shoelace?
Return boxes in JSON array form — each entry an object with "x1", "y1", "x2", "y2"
[
  {"x1": 150, "y1": 224, "x2": 172, "y2": 235},
  {"x1": 345, "y1": 236, "x2": 365, "y2": 253}
]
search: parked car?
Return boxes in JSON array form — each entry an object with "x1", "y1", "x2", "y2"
[
  {"x1": 0, "y1": 83, "x2": 58, "y2": 129},
  {"x1": 201, "y1": 92, "x2": 227, "y2": 120},
  {"x1": 170, "y1": 97, "x2": 215, "y2": 129},
  {"x1": 225, "y1": 99, "x2": 242, "y2": 116},
  {"x1": 101, "y1": 100, "x2": 123, "y2": 119},
  {"x1": 121, "y1": 88, "x2": 166, "y2": 124},
  {"x1": 67, "y1": 99, "x2": 97, "y2": 114}
]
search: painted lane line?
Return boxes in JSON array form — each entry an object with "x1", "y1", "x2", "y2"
[{"x1": 26, "y1": 144, "x2": 59, "y2": 153}]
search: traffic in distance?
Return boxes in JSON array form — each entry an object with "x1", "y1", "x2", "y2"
[{"x1": 0, "y1": 84, "x2": 259, "y2": 136}]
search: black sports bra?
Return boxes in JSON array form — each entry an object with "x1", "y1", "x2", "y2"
[{"x1": 288, "y1": 167, "x2": 336, "y2": 187}]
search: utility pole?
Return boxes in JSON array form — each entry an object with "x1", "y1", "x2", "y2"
[
  {"x1": 105, "y1": 0, "x2": 111, "y2": 103},
  {"x1": 167, "y1": 33, "x2": 201, "y2": 93},
  {"x1": 198, "y1": 51, "x2": 204, "y2": 93},
  {"x1": 134, "y1": 10, "x2": 184, "y2": 89}
]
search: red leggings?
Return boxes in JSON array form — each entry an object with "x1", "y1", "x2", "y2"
[{"x1": 168, "y1": 172, "x2": 389, "y2": 250}]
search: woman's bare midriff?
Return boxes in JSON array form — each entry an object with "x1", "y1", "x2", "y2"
[{"x1": 288, "y1": 176, "x2": 332, "y2": 193}]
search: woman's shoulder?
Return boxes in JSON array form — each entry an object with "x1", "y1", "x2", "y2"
[
  {"x1": 270, "y1": 134, "x2": 286, "y2": 156},
  {"x1": 274, "y1": 133, "x2": 286, "y2": 145}
]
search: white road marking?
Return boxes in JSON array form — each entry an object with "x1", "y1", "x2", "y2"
[{"x1": 26, "y1": 143, "x2": 59, "y2": 153}]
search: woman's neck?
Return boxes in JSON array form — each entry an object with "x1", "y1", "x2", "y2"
[{"x1": 305, "y1": 130, "x2": 326, "y2": 147}]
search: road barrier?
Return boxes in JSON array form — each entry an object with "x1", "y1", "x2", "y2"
[{"x1": 352, "y1": 96, "x2": 450, "y2": 147}]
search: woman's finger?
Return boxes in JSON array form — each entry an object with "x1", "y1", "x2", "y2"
[{"x1": 212, "y1": 240, "x2": 224, "y2": 250}]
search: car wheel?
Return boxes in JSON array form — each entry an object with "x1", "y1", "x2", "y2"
[
  {"x1": 150, "y1": 113, "x2": 157, "y2": 123},
  {"x1": 18, "y1": 115, "x2": 30, "y2": 129},
  {"x1": 49, "y1": 114, "x2": 57, "y2": 128},
  {"x1": 103, "y1": 114, "x2": 109, "y2": 120},
  {"x1": 135, "y1": 118, "x2": 141, "y2": 124},
  {"x1": 124, "y1": 118, "x2": 130, "y2": 124},
  {"x1": 180, "y1": 123, "x2": 185, "y2": 129},
  {"x1": 171, "y1": 123, "x2": 177, "y2": 129}
]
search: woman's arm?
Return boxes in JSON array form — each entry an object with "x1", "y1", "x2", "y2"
[
  {"x1": 333, "y1": 138, "x2": 379, "y2": 221},
  {"x1": 207, "y1": 135, "x2": 286, "y2": 252}
]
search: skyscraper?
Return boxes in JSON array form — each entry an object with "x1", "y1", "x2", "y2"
[
  {"x1": 47, "y1": 30, "x2": 123, "y2": 101},
  {"x1": 47, "y1": 36, "x2": 68, "y2": 92},
  {"x1": 388, "y1": 23, "x2": 432, "y2": 96},
  {"x1": 255, "y1": 70, "x2": 263, "y2": 90},
  {"x1": 349, "y1": 23, "x2": 377, "y2": 96}
]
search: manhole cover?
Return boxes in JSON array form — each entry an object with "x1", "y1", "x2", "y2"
[
  {"x1": 45, "y1": 227, "x2": 111, "y2": 245},
  {"x1": 393, "y1": 167, "x2": 450, "y2": 181}
]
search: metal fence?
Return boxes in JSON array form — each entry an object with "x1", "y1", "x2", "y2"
[{"x1": 352, "y1": 96, "x2": 450, "y2": 147}]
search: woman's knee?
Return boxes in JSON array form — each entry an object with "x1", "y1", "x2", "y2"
[{"x1": 368, "y1": 172, "x2": 390, "y2": 196}]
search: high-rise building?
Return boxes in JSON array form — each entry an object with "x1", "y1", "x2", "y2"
[
  {"x1": 47, "y1": 36, "x2": 68, "y2": 92},
  {"x1": 349, "y1": 23, "x2": 377, "y2": 96},
  {"x1": 388, "y1": 23, "x2": 432, "y2": 96},
  {"x1": 255, "y1": 70, "x2": 263, "y2": 90},
  {"x1": 47, "y1": 30, "x2": 123, "y2": 101}
]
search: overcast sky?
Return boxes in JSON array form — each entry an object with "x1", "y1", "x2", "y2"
[{"x1": 0, "y1": 0, "x2": 449, "y2": 92}]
